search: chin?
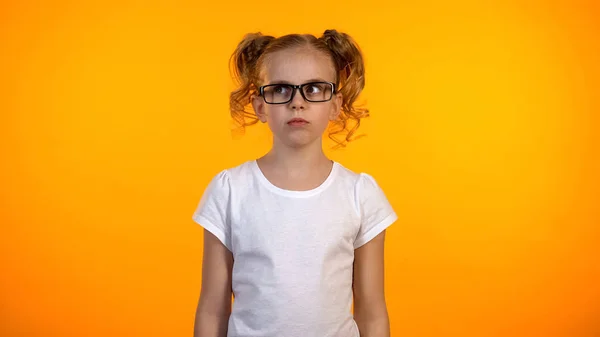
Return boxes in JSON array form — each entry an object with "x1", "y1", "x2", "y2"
[{"x1": 281, "y1": 134, "x2": 321, "y2": 148}]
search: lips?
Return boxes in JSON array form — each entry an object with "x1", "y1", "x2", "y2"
[{"x1": 287, "y1": 118, "x2": 309, "y2": 126}]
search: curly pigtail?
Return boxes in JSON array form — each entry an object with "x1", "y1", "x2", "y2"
[
  {"x1": 229, "y1": 33, "x2": 275, "y2": 133},
  {"x1": 320, "y1": 29, "x2": 369, "y2": 147}
]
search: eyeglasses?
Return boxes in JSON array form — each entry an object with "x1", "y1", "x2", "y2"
[{"x1": 258, "y1": 81, "x2": 336, "y2": 104}]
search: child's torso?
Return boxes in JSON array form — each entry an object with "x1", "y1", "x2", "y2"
[{"x1": 226, "y1": 161, "x2": 361, "y2": 337}]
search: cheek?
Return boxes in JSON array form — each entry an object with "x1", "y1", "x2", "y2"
[
  {"x1": 315, "y1": 104, "x2": 336, "y2": 122},
  {"x1": 264, "y1": 106, "x2": 286, "y2": 124},
  {"x1": 299, "y1": 107, "x2": 332, "y2": 132}
]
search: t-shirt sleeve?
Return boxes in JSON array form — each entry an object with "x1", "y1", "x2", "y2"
[
  {"x1": 192, "y1": 170, "x2": 232, "y2": 251},
  {"x1": 354, "y1": 173, "x2": 398, "y2": 249}
]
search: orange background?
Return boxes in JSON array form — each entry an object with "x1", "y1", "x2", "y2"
[{"x1": 1, "y1": 1, "x2": 599, "y2": 336}]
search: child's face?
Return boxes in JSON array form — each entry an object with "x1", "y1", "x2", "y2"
[{"x1": 252, "y1": 47, "x2": 342, "y2": 149}]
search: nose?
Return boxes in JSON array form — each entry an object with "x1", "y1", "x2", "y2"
[{"x1": 289, "y1": 87, "x2": 305, "y2": 110}]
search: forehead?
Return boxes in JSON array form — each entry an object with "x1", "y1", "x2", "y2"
[{"x1": 261, "y1": 47, "x2": 336, "y2": 84}]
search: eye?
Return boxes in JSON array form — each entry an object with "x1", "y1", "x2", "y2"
[
  {"x1": 305, "y1": 84, "x2": 322, "y2": 94},
  {"x1": 273, "y1": 85, "x2": 290, "y2": 94},
  {"x1": 304, "y1": 83, "x2": 325, "y2": 95}
]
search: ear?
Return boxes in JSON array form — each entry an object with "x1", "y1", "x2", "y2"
[
  {"x1": 329, "y1": 91, "x2": 343, "y2": 121},
  {"x1": 251, "y1": 94, "x2": 268, "y2": 123}
]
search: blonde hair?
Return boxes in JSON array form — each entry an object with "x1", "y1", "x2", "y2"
[{"x1": 229, "y1": 29, "x2": 369, "y2": 148}]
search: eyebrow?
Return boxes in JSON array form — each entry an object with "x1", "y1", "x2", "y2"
[{"x1": 267, "y1": 78, "x2": 331, "y2": 85}]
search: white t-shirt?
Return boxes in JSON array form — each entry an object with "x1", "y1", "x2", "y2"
[{"x1": 192, "y1": 160, "x2": 397, "y2": 337}]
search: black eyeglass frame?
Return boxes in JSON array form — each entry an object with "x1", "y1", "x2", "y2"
[{"x1": 258, "y1": 81, "x2": 337, "y2": 104}]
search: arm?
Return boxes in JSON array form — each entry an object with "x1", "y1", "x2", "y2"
[
  {"x1": 353, "y1": 231, "x2": 390, "y2": 337},
  {"x1": 194, "y1": 229, "x2": 234, "y2": 337}
]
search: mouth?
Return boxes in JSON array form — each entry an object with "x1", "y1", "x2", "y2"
[{"x1": 287, "y1": 118, "x2": 309, "y2": 126}]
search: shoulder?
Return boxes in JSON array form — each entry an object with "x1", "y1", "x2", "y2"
[
  {"x1": 333, "y1": 162, "x2": 382, "y2": 191},
  {"x1": 332, "y1": 161, "x2": 361, "y2": 184},
  {"x1": 207, "y1": 160, "x2": 254, "y2": 187},
  {"x1": 225, "y1": 160, "x2": 254, "y2": 180},
  {"x1": 196, "y1": 161, "x2": 253, "y2": 203},
  {"x1": 215, "y1": 160, "x2": 255, "y2": 188},
  {"x1": 333, "y1": 162, "x2": 392, "y2": 211},
  {"x1": 334, "y1": 162, "x2": 397, "y2": 248}
]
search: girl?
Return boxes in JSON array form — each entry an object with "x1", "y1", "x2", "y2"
[{"x1": 192, "y1": 29, "x2": 397, "y2": 337}]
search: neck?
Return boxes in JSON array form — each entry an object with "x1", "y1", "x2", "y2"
[{"x1": 262, "y1": 137, "x2": 330, "y2": 172}]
